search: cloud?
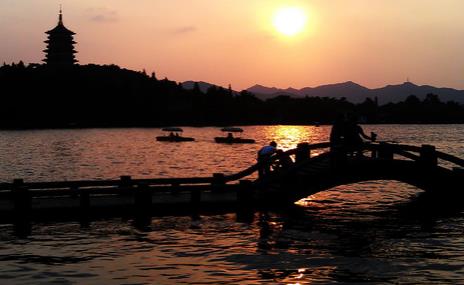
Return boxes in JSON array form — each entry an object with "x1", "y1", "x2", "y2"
[
  {"x1": 171, "y1": 26, "x2": 197, "y2": 35},
  {"x1": 87, "y1": 8, "x2": 119, "y2": 23}
]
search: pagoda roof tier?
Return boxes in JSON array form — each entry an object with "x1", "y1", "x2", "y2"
[
  {"x1": 46, "y1": 9, "x2": 75, "y2": 35},
  {"x1": 46, "y1": 23, "x2": 76, "y2": 35},
  {"x1": 43, "y1": 49, "x2": 78, "y2": 54},
  {"x1": 44, "y1": 39, "x2": 77, "y2": 44}
]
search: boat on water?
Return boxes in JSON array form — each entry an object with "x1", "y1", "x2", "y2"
[
  {"x1": 214, "y1": 127, "x2": 255, "y2": 144},
  {"x1": 156, "y1": 127, "x2": 195, "y2": 142}
]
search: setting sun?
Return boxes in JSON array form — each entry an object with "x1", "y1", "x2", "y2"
[{"x1": 273, "y1": 7, "x2": 307, "y2": 36}]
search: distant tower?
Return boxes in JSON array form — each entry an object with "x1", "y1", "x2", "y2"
[{"x1": 43, "y1": 8, "x2": 77, "y2": 65}]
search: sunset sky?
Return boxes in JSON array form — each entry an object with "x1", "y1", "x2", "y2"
[{"x1": 1, "y1": 0, "x2": 463, "y2": 90}]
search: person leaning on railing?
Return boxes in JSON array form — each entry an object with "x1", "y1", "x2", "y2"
[{"x1": 257, "y1": 141, "x2": 277, "y2": 177}]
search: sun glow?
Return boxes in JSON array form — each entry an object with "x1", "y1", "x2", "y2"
[{"x1": 273, "y1": 7, "x2": 307, "y2": 36}]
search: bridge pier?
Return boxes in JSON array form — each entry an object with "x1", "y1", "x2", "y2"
[
  {"x1": 295, "y1": 143, "x2": 310, "y2": 163},
  {"x1": 119, "y1": 175, "x2": 133, "y2": 191},
  {"x1": 12, "y1": 179, "x2": 31, "y2": 219},
  {"x1": 237, "y1": 180, "x2": 254, "y2": 206},
  {"x1": 12, "y1": 179, "x2": 32, "y2": 237},
  {"x1": 212, "y1": 173, "x2": 226, "y2": 192},
  {"x1": 236, "y1": 180, "x2": 255, "y2": 222}
]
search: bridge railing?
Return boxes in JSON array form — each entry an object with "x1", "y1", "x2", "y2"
[{"x1": 364, "y1": 142, "x2": 464, "y2": 169}]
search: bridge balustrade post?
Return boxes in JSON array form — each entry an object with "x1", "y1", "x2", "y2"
[
  {"x1": 212, "y1": 173, "x2": 225, "y2": 192},
  {"x1": 119, "y1": 176, "x2": 132, "y2": 192},
  {"x1": 12, "y1": 179, "x2": 31, "y2": 220},
  {"x1": 378, "y1": 142, "x2": 393, "y2": 160},
  {"x1": 295, "y1": 143, "x2": 310, "y2": 163},
  {"x1": 70, "y1": 185, "x2": 79, "y2": 198},
  {"x1": 419, "y1": 145, "x2": 437, "y2": 168},
  {"x1": 170, "y1": 182, "x2": 180, "y2": 195}
]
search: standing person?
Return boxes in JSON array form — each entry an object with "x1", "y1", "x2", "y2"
[
  {"x1": 330, "y1": 113, "x2": 345, "y2": 150},
  {"x1": 329, "y1": 113, "x2": 346, "y2": 167},
  {"x1": 257, "y1": 141, "x2": 277, "y2": 177},
  {"x1": 344, "y1": 113, "x2": 376, "y2": 157}
]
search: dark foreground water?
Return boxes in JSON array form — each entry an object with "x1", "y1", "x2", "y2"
[{"x1": 0, "y1": 125, "x2": 463, "y2": 284}]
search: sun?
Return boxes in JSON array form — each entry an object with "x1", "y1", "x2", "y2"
[{"x1": 273, "y1": 7, "x2": 307, "y2": 36}]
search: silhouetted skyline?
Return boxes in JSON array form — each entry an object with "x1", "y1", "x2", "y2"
[
  {"x1": 1, "y1": 62, "x2": 463, "y2": 128},
  {"x1": 1, "y1": 1, "x2": 464, "y2": 90}
]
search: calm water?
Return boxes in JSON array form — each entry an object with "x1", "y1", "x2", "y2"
[{"x1": 0, "y1": 125, "x2": 463, "y2": 284}]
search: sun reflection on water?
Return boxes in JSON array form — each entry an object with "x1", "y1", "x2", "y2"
[{"x1": 263, "y1": 125, "x2": 327, "y2": 151}]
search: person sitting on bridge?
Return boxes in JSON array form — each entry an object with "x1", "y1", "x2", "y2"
[
  {"x1": 257, "y1": 141, "x2": 277, "y2": 177},
  {"x1": 344, "y1": 113, "x2": 377, "y2": 157}
]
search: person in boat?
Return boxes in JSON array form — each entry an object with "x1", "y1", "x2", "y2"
[
  {"x1": 257, "y1": 141, "x2": 277, "y2": 177},
  {"x1": 343, "y1": 113, "x2": 377, "y2": 157},
  {"x1": 227, "y1": 132, "x2": 233, "y2": 141},
  {"x1": 169, "y1": 132, "x2": 175, "y2": 137}
]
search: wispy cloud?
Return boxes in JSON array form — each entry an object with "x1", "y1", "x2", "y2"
[
  {"x1": 86, "y1": 7, "x2": 119, "y2": 23},
  {"x1": 171, "y1": 26, "x2": 197, "y2": 35}
]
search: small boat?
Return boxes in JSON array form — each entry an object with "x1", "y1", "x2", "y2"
[
  {"x1": 156, "y1": 127, "x2": 195, "y2": 142},
  {"x1": 214, "y1": 127, "x2": 255, "y2": 144}
]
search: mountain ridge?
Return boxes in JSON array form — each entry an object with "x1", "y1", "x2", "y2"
[
  {"x1": 246, "y1": 81, "x2": 464, "y2": 104},
  {"x1": 182, "y1": 80, "x2": 464, "y2": 104}
]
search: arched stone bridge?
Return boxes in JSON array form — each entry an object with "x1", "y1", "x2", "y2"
[{"x1": 222, "y1": 142, "x2": 464, "y2": 203}]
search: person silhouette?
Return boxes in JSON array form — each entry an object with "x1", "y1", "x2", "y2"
[
  {"x1": 257, "y1": 141, "x2": 277, "y2": 177},
  {"x1": 273, "y1": 149, "x2": 293, "y2": 171},
  {"x1": 330, "y1": 113, "x2": 345, "y2": 150},
  {"x1": 343, "y1": 113, "x2": 376, "y2": 157},
  {"x1": 329, "y1": 113, "x2": 347, "y2": 167}
]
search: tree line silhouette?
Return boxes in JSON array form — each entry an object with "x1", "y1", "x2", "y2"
[{"x1": 1, "y1": 62, "x2": 463, "y2": 129}]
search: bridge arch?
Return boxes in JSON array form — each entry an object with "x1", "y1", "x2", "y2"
[{"x1": 241, "y1": 142, "x2": 464, "y2": 203}]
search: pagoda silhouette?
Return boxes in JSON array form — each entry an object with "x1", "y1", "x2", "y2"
[{"x1": 43, "y1": 8, "x2": 77, "y2": 65}]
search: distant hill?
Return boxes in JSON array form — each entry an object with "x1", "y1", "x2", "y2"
[{"x1": 247, "y1": 81, "x2": 464, "y2": 104}]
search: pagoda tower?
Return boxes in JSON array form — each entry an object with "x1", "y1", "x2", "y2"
[{"x1": 43, "y1": 8, "x2": 77, "y2": 65}]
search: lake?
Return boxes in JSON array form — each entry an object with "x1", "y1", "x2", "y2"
[{"x1": 0, "y1": 125, "x2": 463, "y2": 284}]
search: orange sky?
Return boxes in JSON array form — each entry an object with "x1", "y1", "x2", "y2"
[{"x1": 1, "y1": 0, "x2": 464, "y2": 90}]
